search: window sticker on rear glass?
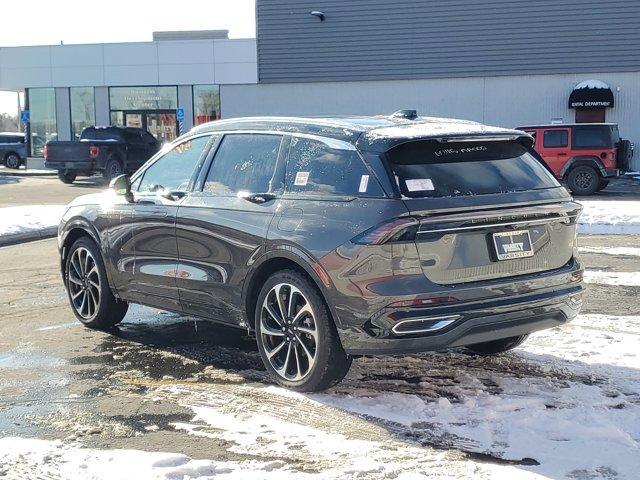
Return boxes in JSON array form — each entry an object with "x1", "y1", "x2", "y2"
[
  {"x1": 405, "y1": 178, "x2": 434, "y2": 191},
  {"x1": 358, "y1": 175, "x2": 369, "y2": 193},
  {"x1": 294, "y1": 171, "x2": 310, "y2": 186}
]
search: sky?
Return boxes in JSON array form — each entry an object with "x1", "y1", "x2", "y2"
[{"x1": 0, "y1": 0, "x2": 256, "y2": 115}]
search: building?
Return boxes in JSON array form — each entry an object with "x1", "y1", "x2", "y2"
[{"x1": 1, "y1": 0, "x2": 640, "y2": 171}]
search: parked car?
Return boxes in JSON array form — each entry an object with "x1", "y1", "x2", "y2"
[
  {"x1": 57, "y1": 114, "x2": 584, "y2": 391},
  {"x1": 0, "y1": 132, "x2": 27, "y2": 169},
  {"x1": 517, "y1": 123, "x2": 632, "y2": 195},
  {"x1": 45, "y1": 126, "x2": 160, "y2": 184}
]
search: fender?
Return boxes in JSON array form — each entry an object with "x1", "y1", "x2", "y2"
[
  {"x1": 241, "y1": 244, "x2": 345, "y2": 329},
  {"x1": 560, "y1": 156, "x2": 606, "y2": 178}
]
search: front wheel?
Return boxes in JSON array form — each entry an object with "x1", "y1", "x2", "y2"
[
  {"x1": 566, "y1": 165, "x2": 600, "y2": 196},
  {"x1": 58, "y1": 171, "x2": 77, "y2": 184},
  {"x1": 466, "y1": 334, "x2": 529, "y2": 355},
  {"x1": 255, "y1": 270, "x2": 352, "y2": 392},
  {"x1": 4, "y1": 153, "x2": 21, "y2": 169},
  {"x1": 65, "y1": 237, "x2": 128, "y2": 329}
]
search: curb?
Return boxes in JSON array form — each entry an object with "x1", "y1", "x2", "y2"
[
  {"x1": 0, "y1": 227, "x2": 58, "y2": 248},
  {"x1": 0, "y1": 170, "x2": 56, "y2": 177}
]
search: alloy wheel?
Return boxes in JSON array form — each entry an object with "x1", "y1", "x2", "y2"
[
  {"x1": 68, "y1": 247, "x2": 101, "y2": 320},
  {"x1": 5, "y1": 154, "x2": 20, "y2": 169},
  {"x1": 575, "y1": 171, "x2": 595, "y2": 190},
  {"x1": 260, "y1": 283, "x2": 318, "y2": 381}
]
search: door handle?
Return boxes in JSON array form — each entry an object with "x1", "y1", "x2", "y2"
[
  {"x1": 136, "y1": 199, "x2": 156, "y2": 205},
  {"x1": 238, "y1": 192, "x2": 276, "y2": 204}
]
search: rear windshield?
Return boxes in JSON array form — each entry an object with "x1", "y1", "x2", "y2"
[
  {"x1": 572, "y1": 125, "x2": 619, "y2": 148},
  {"x1": 80, "y1": 128, "x2": 122, "y2": 142},
  {"x1": 387, "y1": 140, "x2": 559, "y2": 198}
]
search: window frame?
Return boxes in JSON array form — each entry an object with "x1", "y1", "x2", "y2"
[
  {"x1": 196, "y1": 132, "x2": 287, "y2": 197},
  {"x1": 542, "y1": 129, "x2": 569, "y2": 148},
  {"x1": 130, "y1": 133, "x2": 216, "y2": 195}
]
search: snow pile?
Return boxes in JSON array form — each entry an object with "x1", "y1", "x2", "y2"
[
  {"x1": 0, "y1": 205, "x2": 65, "y2": 237},
  {"x1": 584, "y1": 270, "x2": 640, "y2": 286},
  {"x1": 579, "y1": 246, "x2": 640, "y2": 257},
  {"x1": 0, "y1": 437, "x2": 295, "y2": 480},
  {"x1": 577, "y1": 200, "x2": 640, "y2": 234}
]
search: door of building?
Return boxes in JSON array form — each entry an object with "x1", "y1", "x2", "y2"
[{"x1": 112, "y1": 109, "x2": 179, "y2": 144}]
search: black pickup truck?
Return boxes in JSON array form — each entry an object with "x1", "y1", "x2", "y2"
[{"x1": 45, "y1": 126, "x2": 160, "y2": 184}]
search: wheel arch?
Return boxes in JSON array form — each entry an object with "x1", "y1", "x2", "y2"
[
  {"x1": 560, "y1": 156, "x2": 606, "y2": 178},
  {"x1": 242, "y1": 249, "x2": 338, "y2": 332},
  {"x1": 59, "y1": 220, "x2": 102, "y2": 279}
]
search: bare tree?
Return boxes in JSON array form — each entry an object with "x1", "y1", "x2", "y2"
[{"x1": 0, "y1": 113, "x2": 19, "y2": 132}]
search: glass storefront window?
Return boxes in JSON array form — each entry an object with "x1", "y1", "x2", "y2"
[
  {"x1": 70, "y1": 87, "x2": 95, "y2": 140},
  {"x1": 27, "y1": 88, "x2": 56, "y2": 157},
  {"x1": 193, "y1": 85, "x2": 221, "y2": 125},
  {"x1": 109, "y1": 86, "x2": 177, "y2": 111}
]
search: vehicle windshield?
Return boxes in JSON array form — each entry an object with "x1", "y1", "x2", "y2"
[{"x1": 387, "y1": 140, "x2": 559, "y2": 198}]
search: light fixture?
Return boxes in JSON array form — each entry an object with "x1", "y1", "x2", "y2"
[{"x1": 310, "y1": 11, "x2": 325, "y2": 21}]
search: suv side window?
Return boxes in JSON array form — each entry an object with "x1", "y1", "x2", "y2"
[
  {"x1": 285, "y1": 136, "x2": 383, "y2": 197},
  {"x1": 137, "y1": 135, "x2": 211, "y2": 193},
  {"x1": 543, "y1": 130, "x2": 568, "y2": 148},
  {"x1": 203, "y1": 134, "x2": 283, "y2": 196}
]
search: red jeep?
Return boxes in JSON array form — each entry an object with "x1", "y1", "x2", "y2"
[{"x1": 517, "y1": 123, "x2": 632, "y2": 195}]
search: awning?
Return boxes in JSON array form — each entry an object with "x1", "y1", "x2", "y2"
[{"x1": 569, "y1": 80, "x2": 614, "y2": 109}]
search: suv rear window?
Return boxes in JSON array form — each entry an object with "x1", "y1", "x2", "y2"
[
  {"x1": 572, "y1": 125, "x2": 618, "y2": 148},
  {"x1": 387, "y1": 140, "x2": 559, "y2": 198},
  {"x1": 0, "y1": 135, "x2": 23, "y2": 144}
]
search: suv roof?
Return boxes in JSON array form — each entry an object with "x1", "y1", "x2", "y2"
[
  {"x1": 518, "y1": 123, "x2": 618, "y2": 129},
  {"x1": 192, "y1": 115, "x2": 531, "y2": 152}
]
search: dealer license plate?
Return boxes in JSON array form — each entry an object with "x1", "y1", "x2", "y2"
[{"x1": 492, "y1": 230, "x2": 534, "y2": 261}]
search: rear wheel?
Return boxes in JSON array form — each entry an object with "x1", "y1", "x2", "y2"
[
  {"x1": 597, "y1": 179, "x2": 610, "y2": 191},
  {"x1": 466, "y1": 334, "x2": 529, "y2": 355},
  {"x1": 255, "y1": 270, "x2": 352, "y2": 392},
  {"x1": 58, "y1": 171, "x2": 77, "y2": 184},
  {"x1": 566, "y1": 165, "x2": 599, "y2": 196},
  {"x1": 65, "y1": 237, "x2": 128, "y2": 329},
  {"x1": 103, "y1": 156, "x2": 123, "y2": 183},
  {"x1": 4, "y1": 152, "x2": 21, "y2": 169}
]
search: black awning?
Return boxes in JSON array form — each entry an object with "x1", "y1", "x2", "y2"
[{"x1": 569, "y1": 80, "x2": 614, "y2": 109}]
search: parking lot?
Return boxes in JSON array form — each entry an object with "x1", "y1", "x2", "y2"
[{"x1": 0, "y1": 171, "x2": 639, "y2": 479}]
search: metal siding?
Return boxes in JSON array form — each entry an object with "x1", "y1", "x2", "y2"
[{"x1": 257, "y1": 0, "x2": 640, "y2": 83}]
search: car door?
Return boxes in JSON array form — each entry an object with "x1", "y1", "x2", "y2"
[
  {"x1": 175, "y1": 133, "x2": 287, "y2": 326},
  {"x1": 112, "y1": 134, "x2": 214, "y2": 311},
  {"x1": 541, "y1": 128, "x2": 570, "y2": 176}
]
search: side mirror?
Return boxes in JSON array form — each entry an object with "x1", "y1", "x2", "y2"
[{"x1": 109, "y1": 174, "x2": 133, "y2": 203}]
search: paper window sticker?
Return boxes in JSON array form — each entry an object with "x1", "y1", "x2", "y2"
[
  {"x1": 358, "y1": 175, "x2": 370, "y2": 193},
  {"x1": 294, "y1": 171, "x2": 310, "y2": 186},
  {"x1": 405, "y1": 178, "x2": 435, "y2": 191}
]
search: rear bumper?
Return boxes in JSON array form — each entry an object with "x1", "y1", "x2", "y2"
[
  {"x1": 604, "y1": 168, "x2": 622, "y2": 177},
  {"x1": 45, "y1": 160, "x2": 96, "y2": 172}
]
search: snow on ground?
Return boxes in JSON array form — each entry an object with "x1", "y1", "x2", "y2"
[
  {"x1": 578, "y1": 200, "x2": 640, "y2": 234},
  {"x1": 584, "y1": 270, "x2": 640, "y2": 286},
  {"x1": 579, "y1": 246, "x2": 640, "y2": 257},
  {"x1": 0, "y1": 437, "x2": 295, "y2": 480},
  {"x1": 0, "y1": 205, "x2": 65, "y2": 236}
]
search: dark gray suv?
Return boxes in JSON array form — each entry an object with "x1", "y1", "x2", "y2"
[{"x1": 57, "y1": 114, "x2": 584, "y2": 391}]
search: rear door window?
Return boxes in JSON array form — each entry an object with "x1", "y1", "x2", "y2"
[
  {"x1": 387, "y1": 140, "x2": 559, "y2": 198},
  {"x1": 203, "y1": 134, "x2": 283, "y2": 196},
  {"x1": 543, "y1": 130, "x2": 568, "y2": 148},
  {"x1": 285, "y1": 136, "x2": 383, "y2": 197}
]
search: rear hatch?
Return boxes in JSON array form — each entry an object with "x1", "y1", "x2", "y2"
[{"x1": 385, "y1": 139, "x2": 581, "y2": 285}]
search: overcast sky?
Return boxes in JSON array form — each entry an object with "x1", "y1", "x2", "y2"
[{"x1": 0, "y1": 0, "x2": 256, "y2": 115}]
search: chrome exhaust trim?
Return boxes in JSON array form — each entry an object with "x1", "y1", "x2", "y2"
[{"x1": 392, "y1": 314, "x2": 461, "y2": 335}]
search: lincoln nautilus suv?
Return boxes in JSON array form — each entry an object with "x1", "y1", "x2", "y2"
[{"x1": 57, "y1": 112, "x2": 584, "y2": 391}]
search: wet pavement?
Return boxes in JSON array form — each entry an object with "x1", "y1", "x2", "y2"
[{"x1": 0, "y1": 236, "x2": 639, "y2": 478}]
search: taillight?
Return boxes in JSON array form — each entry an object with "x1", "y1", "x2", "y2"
[
  {"x1": 351, "y1": 217, "x2": 419, "y2": 245},
  {"x1": 89, "y1": 146, "x2": 100, "y2": 159},
  {"x1": 43, "y1": 145, "x2": 48, "y2": 159}
]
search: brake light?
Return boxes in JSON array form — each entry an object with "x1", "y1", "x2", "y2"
[
  {"x1": 43, "y1": 145, "x2": 48, "y2": 159},
  {"x1": 351, "y1": 217, "x2": 419, "y2": 245},
  {"x1": 89, "y1": 146, "x2": 100, "y2": 159}
]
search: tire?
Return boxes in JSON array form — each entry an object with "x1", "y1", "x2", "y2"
[
  {"x1": 4, "y1": 152, "x2": 21, "y2": 169},
  {"x1": 103, "y1": 156, "x2": 123, "y2": 183},
  {"x1": 255, "y1": 269, "x2": 352, "y2": 392},
  {"x1": 65, "y1": 236, "x2": 128, "y2": 329},
  {"x1": 58, "y1": 171, "x2": 77, "y2": 184},
  {"x1": 597, "y1": 179, "x2": 610, "y2": 192},
  {"x1": 566, "y1": 165, "x2": 600, "y2": 196},
  {"x1": 466, "y1": 334, "x2": 529, "y2": 355}
]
